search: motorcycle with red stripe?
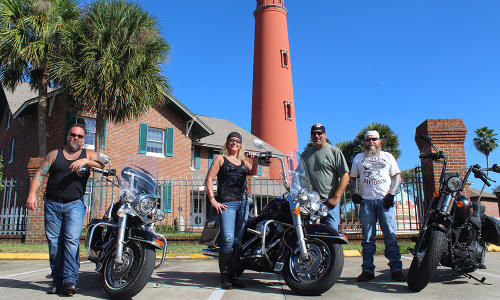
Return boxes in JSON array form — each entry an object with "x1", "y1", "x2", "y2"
[{"x1": 407, "y1": 134, "x2": 500, "y2": 291}]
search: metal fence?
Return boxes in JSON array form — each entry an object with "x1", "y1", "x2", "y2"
[
  {"x1": 0, "y1": 179, "x2": 28, "y2": 235},
  {"x1": 0, "y1": 167, "x2": 424, "y2": 235}
]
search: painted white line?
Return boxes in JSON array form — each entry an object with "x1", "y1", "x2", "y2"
[
  {"x1": 207, "y1": 286, "x2": 225, "y2": 300},
  {"x1": 476, "y1": 271, "x2": 500, "y2": 279},
  {"x1": 401, "y1": 256, "x2": 413, "y2": 260},
  {"x1": 0, "y1": 261, "x2": 90, "y2": 279}
]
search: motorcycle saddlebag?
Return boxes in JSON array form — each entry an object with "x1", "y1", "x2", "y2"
[
  {"x1": 482, "y1": 215, "x2": 500, "y2": 246},
  {"x1": 199, "y1": 216, "x2": 219, "y2": 246}
]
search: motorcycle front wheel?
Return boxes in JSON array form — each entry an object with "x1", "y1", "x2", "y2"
[
  {"x1": 103, "y1": 240, "x2": 156, "y2": 299},
  {"x1": 283, "y1": 238, "x2": 344, "y2": 296},
  {"x1": 407, "y1": 228, "x2": 447, "y2": 292}
]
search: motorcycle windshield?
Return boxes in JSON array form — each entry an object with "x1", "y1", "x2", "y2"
[
  {"x1": 285, "y1": 151, "x2": 311, "y2": 202},
  {"x1": 120, "y1": 154, "x2": 158, "y2": 196}
]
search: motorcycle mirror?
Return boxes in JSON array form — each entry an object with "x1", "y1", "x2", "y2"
[
  {"x1": 96, "y1": 153, "x2": 110, "y2": 164},
  {"x1": 421, "y1": 134, "x2": 433, "y2": 144},
  {"x1": 253, "y1": 139, "x2": 264, "y2": 149},
  {"x1": 492, "y1": 164, "x2": 500, "y2": 173}
]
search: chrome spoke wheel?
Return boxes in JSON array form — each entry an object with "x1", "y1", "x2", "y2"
[{"x1": 288, "y1": 239, "x2": 331, "y2": 283}]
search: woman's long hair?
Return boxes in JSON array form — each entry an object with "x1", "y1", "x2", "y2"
[{"x1": 223, "y1": 140, "x2": 245, "y2": 161}]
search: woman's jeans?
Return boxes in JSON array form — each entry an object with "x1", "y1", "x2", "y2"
[
  {"x1": 219, "y1": 200, "x2": 249, "y2": 254},
  {"x1": 44, "y1": 199, "x2": 86, "y2": 287},
  {"x1": 359, "y1": 199, "x2": 402, "y2": 274}
]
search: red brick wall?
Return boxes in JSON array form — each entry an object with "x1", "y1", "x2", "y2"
[
  {"x1": 25, "y1": 157, "x2": 46, "y2": 244},
  {"x1": 482, "y1": 200, "x2": 499, "y2": 219},
  {"x1": 415, "y1": 119, "x2": 468, "y2": 209}
]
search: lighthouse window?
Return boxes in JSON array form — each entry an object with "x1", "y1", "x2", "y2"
[
  {"x1": 280, "y1": 50, "x2": 289, "y2": 68},
  {"x1": 284, "y1": 101, "x2": 293, "y2": 120}
]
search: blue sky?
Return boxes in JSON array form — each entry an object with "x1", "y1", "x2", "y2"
[{"x1": 134, "y1": 0, "x2": 500, "y2": 189}]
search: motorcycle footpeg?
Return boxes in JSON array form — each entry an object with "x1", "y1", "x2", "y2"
[{"x1": 273, "y1": 262, "x2": 284, "y2": 272}]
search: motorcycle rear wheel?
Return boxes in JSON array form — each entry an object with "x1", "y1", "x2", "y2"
[
  {"x1": 103, "y1": 240, "x2": 156, "y2": 299},
  {"x1": 407, "y1": 229, "x2": 447, "y2": 292},
  {"x1": 283, "y1": 238, "x2": 344, "y2": 296}
]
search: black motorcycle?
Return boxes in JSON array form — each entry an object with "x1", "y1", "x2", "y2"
[
  {"x1": 407, "y1": 134, "x2": 500, "y2": 291},
  {"x1": 84, "y1": 154, "x2": 167, "y2": 299},
  {"x1": 200, "y1": 151, "x2": 347, "y2": 295}
]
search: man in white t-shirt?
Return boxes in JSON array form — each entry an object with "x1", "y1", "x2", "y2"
[{"x1": 349, "y1": 130, "x2": 404, "y2": 282}]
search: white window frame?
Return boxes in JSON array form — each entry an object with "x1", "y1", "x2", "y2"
[
  {"x1": 76, "y1": 116, "x2": 96, "y2": 150},
  {"x1": 8, "y1": 136, "x2": 15, "y2": 164},
  {"x1": 5, "y1": 110, "x2": 11, "y2": 130},
  {"x1": 146, "y1": 127, "x2": 165, "y2": 157}
]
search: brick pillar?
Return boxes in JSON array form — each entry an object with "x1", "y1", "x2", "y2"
[
  {"x1": 25, "y1": 157, "x2": 47, "y2": 244},
  {"x1": 495, "y1": 191, "x2": 500, "y2": 218},
  {"x1": 415, "y1": 119, "x2": 467, "y2": 210}
]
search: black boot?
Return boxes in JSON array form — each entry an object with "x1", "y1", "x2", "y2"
[
  {"x1": 219, "y1": 252, "x2": 233, "y2": 289},
  {"x1": 230, "y1": 247, "x2": 246, "y2": 288}
]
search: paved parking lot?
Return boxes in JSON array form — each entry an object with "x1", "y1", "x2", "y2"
[{"x1": 0, "y1": 252, "x2": 499, "y2": 299}]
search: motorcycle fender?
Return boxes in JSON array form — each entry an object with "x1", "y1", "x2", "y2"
[
  {"x1": 305, "y1": 224, "x2": 348, "y2": 244},
  {"x1": 129, "y1": 228, "x2": 165, "y2": 250}
]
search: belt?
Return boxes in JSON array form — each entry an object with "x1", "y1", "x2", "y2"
[{"x1": 48, "y1": 198, "x2": 78, "y2": 203}]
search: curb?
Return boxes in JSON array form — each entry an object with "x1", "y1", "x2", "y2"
[{"x1": 0, "y1": 250, "x2": 362, "y2": 260}]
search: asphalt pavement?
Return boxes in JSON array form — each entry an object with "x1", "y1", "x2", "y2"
[{"x1": 0, "y1": 252, "x2": 499, "y2": 300}]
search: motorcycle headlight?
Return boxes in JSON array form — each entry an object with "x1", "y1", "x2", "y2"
[
  {"x1": 123, "y1": 192, "x2": 135, "y2": 203},
  {"x1": 135, "y1": 195, "x2": 156, "y2": 216},
  {"x1": 308, "y1": 191, "x2": 321, "y2": 212},
  {"x1": 447, "y1": 176, "x2": 462, "y2": 192},
  {"x1": 155, "y1": 209, "x2": 165, "y2": 221},
  {"x1": 319, "y1": 204, "x2": 329, "y2": 217}
]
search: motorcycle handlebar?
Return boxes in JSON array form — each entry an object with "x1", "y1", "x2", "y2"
[
  {"x1": 419, "y1": 151, "x2": 445, "y2": 160},
  {"x1": 86, "y1": 166, "x2": 116, "y2": 177}
]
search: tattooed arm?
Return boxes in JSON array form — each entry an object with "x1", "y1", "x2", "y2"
[{"x1": 26, "y1": 150, "x2": 57, "y2": 210}]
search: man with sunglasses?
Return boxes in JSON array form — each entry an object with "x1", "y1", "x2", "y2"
[
  {"x1": 26, "y1": 123, "x2": 104, "y2": 295},
  {"x1": 301, "y1": 124, "x2": 350, "y2": 231},
  {"x1": 349, "y1": 130, "x2": 404, "y2": 282}
]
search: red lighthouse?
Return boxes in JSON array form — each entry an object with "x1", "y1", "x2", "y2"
[{"x1": 251, "y1": 0, "x2": 298, "y2": 157}]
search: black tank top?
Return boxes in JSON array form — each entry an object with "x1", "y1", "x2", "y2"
[
  {"x1": 216, "y1": 156, "x2": 249, "y2": 202},
  {"x1": 46, "y1": 149, "x2": 90, "y2": 202}
]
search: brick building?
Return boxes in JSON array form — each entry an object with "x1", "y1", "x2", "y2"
[{"x1": 1, "y1": 83, "x2": 282, "y2": 234}]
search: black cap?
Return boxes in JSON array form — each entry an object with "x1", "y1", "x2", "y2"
[
  {"x1": 310, "y1": 123, "x2": 326, "y2": 133},
  {"x1": 227, "y1": 131, "x2": 242, "y2": 142}
]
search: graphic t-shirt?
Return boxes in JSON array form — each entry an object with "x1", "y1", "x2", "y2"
[{"x1": 351, "y1": 151, "x2": 400, "y2": 200}]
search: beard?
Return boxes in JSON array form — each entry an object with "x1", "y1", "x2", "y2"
[
  {"x1": 364, "y1": 144, "x2": 381, "y2": 157},
  {"x1": 68, "y1": 140, "x2": 82, "y2": 152}
]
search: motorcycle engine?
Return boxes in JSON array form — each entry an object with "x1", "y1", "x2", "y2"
[{"x1": 452, "y1": 224, "x2": 486, "y2": 273}]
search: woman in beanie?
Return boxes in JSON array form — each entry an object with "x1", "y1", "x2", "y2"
[{"x1": 205, "y1": 132, "x2": 258, "y2": 289}]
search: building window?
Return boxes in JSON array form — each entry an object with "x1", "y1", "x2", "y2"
[
  {"x1": 8, "y1": 136, "x2": 15, "y2": 164},
  {"x1": 5, "y1": 110, "x2": 11, "y2": 130},
  {"x1": 284, "y1": 101, "x2": 293, "y2": 120},
  {"x1": 191, "y1": 147, "x2": 201, "y2": 169},
  {"x1": 76, "y1": 116, "x2": 96, "y2": 150},
  {"x1": 280, "y1": 49, "x2": 289, "y2": 68},
  {"x1": 147, "y1": 127, "x2": 165, "y2": 154}
]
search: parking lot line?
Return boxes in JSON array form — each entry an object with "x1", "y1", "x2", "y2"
[
  {"x1": 207, "y1": 286, "x2": 225, "y2": 300},
  {"x1": 476, "y1": 271, "x2": 500, "y2": 279},
  {"x1": 0, "y1": 261, "x2": 90, "y2": 279}
]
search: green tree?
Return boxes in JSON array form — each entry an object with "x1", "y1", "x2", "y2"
[
  {"x1": 473, "y1": 126, "x2": 498, "y2": 175},
  {"x1": 50, "y1": 0, "x2": 170, "y2": 218},
  {"x1": 337, "y1": 122, "x2": 401, "y2": 168},
  {"x1": 0, "y1": 0, "x2": 79, "y2": 156}
]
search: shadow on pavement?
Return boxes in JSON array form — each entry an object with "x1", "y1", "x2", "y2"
[{"x1": 153, "y1": 270, "x2": 292, "y2": 295}]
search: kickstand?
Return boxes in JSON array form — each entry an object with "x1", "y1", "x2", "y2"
[{"x1": 463, "y1": 273, "x2": 486, "y2": 283}]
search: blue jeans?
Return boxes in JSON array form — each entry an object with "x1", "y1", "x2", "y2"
[
  {"x1": 44, "y1": 199, "x2": 86, "y2": 287},
  {"x1": 320, "y1": 203, "x2": 340, "y2": 231},
  {"x1": 219, "y1": 200, "x2": 249, "y2": 254},
  {"x1": 359, "y1": 199, "x2": 402, "y2": 274}
]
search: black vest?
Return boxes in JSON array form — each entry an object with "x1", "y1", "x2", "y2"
[
  {"x1": 216, "y1": 157, "x2": 248, "y2": 202},
  {"x1": 46, "y1": 149, "x2": 90, "y2": 202}
]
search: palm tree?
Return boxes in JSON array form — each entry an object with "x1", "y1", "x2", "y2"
[
  {"x1": 50, "y1": 0, "x2": 170, "y2": 218},
  {"x1": 473, "y1": 126, "x2": 498, "y2": 175},
  {"x1": 0, "y1": 0, "x2": 79, "y2": 156}
]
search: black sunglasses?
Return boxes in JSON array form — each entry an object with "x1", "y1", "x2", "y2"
[
  {"x1": 227, "y1": 139, "x2": 242, "y2": 144},
  {"x1": 69, "y1": 133, "x2": 85, "y2": 139},
  {"x1": 311, "y1": 131, "x2": 324, "y2": 136},
  {"x1": 365, "y1": 138, "x2": 379, "y2": 142}
]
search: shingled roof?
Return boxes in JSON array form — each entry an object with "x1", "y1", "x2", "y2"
[
  {"x1": 194, "y1": 115, "x2": 284, "y2": 155},
  {"x1": 2, "y1": 82, "x2": 57, "y2": 117}
]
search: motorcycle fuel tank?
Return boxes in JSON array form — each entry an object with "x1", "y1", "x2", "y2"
[{"x1": 257, "y1": 196, "x2": 293, "y2": 224}]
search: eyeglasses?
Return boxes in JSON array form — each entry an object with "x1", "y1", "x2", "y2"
[
  {"x1": 365, "y1": 138, "x2": 379, "y2": 142},
  {"x1": 311, "y1": 131, "x2": 324, "y2": 136},
  {"x1": 227, "y1": 139, "x2": 242, "y2": 144},
  {"x1": 69, "y1": 133, "x2": 85, "y2": 139}
]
